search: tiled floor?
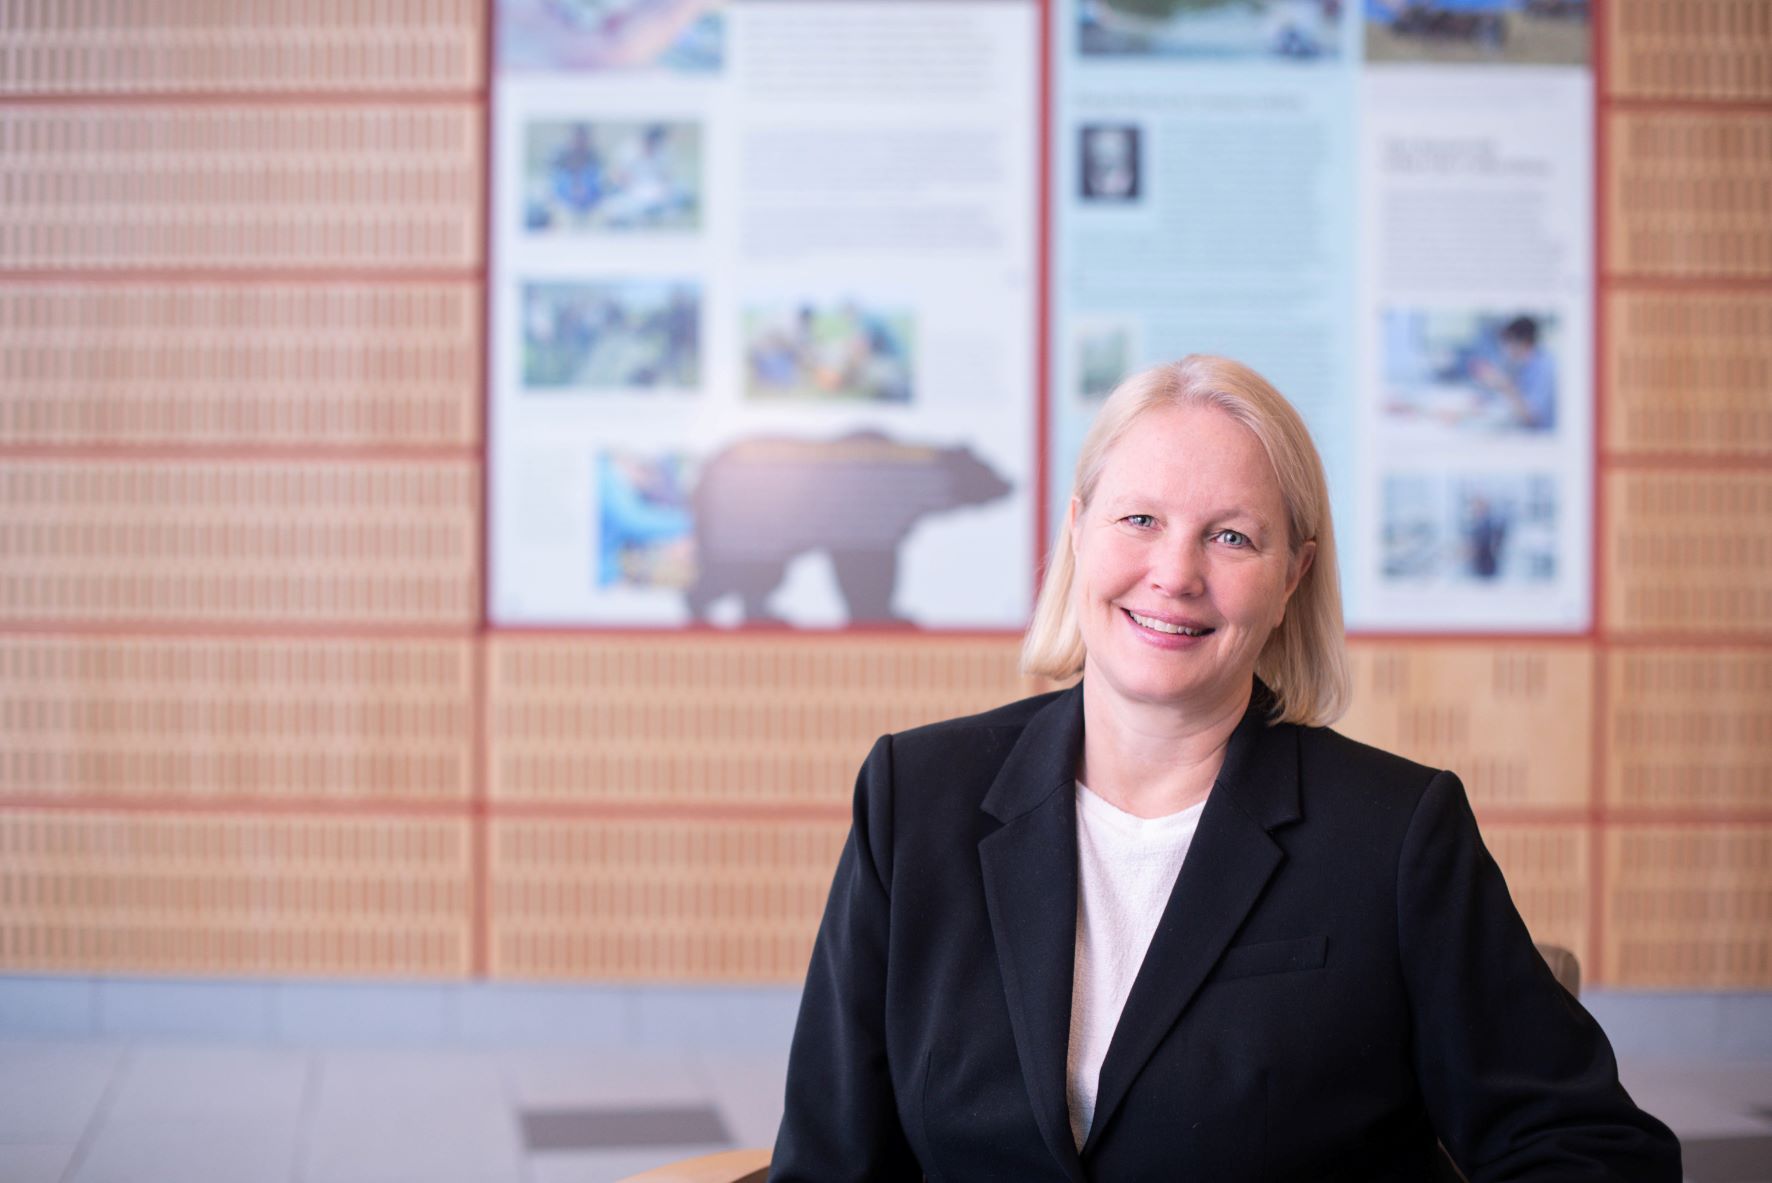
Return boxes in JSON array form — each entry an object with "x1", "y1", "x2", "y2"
[
  {"x1": 0, "y1": 1040, "x2": 788, "y2": 1183},
  {"x1": 0, "y1": 1040, "x2": 1767, "y2": 1182}
]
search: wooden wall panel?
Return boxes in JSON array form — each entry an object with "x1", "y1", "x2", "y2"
[
  {"x1": 1337, "y1": 642, "x2": 1593, "y2": 812},
  {"x1": 0, "y1": 636, "x2": 473, "y2": 805},
  {"x1": 490, "y1": 818, "x2": 846, "y2": 982},
  {"x1": 0, "y1": 0, "x2": 1765, "y2": 993},
  {"x1": 1605, "y1": 648, "x2": 1772, "y2": 814},
  {"x1": 1606, "y1": 0, "x2": 1772, "y2": 101},
  {"x1": 0, "y1": 460, "x2": 479, "y2": 625},
  {"x1": 488, "y1": 636, "x2": 1031, "y2": 806},
  {"x1": 0, "y1": 810, "x2": 473, "y2": 978},
  {"x1": 1604, "y1": 825, "x2": 1772, "y2": 987},
  {"x1": 0, "y1": 0, "x2": 485, "y2": 95},
  {"x1": 1604, "y1": 291, "x2": 1772, "y2": 457},
  {"x1": 0, "y1": 106, "x2": 483, "y2": 272},
  {"x1": 1484, "y1": 824, "x2": 1592, "y2": 963},
  {"x1": 1606, "y1": 110, "x2": 1772, "y2": 277},
  {"x1": 1604, "y1": 469, "x2": 1772, "y2": 635},
  {"x1": 0, "y1": 283, "x2": 482, "y2": 447}
]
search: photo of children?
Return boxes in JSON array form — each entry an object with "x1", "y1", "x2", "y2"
[
  {"x1": 1380, "y1": 309, "x2": 1559, "y2": 434},
  {"x1": 1381, "y1": 471, "x2": 1557, "y2": 584},
  {"x1": 743, "y1": 302, "x2": 914, "y2": 403},
  {"x1": 1080, "y1": 0, "x2": 1342, "y2": 60},
  {"x1": 595, "y1": 451, "x2": 697, "y2": 589},
  {"x1": 1079, "y1": 125, "x2": 1141, "y2": 202},
  {"x1": 1365, "y1": 0, "x2": 1589, "y2": 66},
  {"x1": 525, "y1": 121, "x2": 701, "y2": 233},
  {"x1": 499, "y1": 0, "x2": 724, "y2": 73},
  {"x1": 523, "y1": 281, "x2": 700, "y2": 390}
]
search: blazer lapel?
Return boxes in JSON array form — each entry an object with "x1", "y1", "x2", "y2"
[
  {"x1": 978, "y1": 686, "x2": 1088, "y2": 1183},
  {"x1": 1083, "y1": 691, "x2": 1303, "y2": 1154}
]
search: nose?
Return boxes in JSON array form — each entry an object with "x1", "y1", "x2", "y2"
[{"x1": 1149, "y1": 537, "x2": 1206, "y2": 598}]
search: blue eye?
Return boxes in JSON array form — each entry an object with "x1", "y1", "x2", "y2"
[
  {"x1": 1216, "y1": 530, "x2": 1250, "y2": 547},
  {"x1": 1124, "y1": 514, "x2": 1156, "y2": 528}
]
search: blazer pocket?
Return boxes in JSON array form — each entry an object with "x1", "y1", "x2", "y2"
[{"x1": 1212, "y1": 934, "x2": 1328, "y2": 983}]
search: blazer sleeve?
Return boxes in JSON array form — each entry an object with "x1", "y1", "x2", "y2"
[
  {"x1": 770, "y1": 735, "x2": 921, "y2": 1182},
  {"x1": 1398, "y1": 770, "x2": 1682, "y2": 1181}
]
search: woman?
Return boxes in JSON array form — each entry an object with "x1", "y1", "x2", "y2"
[{"x1": 772, "y1": 356, "x2": 1679, "y2": 1181}]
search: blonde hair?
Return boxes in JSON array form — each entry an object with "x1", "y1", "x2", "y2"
[{"x1": 1021, "y1": 354, "x2": 1350, "y2": 726}]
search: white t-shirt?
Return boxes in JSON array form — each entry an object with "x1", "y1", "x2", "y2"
[{"x1": 1066, "y1": 781, "x2": 1206, "y2": 1150}]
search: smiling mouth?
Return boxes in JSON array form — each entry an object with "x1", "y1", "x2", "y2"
[{"x1": 1126, "y1": 610, "x2": 1215, "y2": 637}]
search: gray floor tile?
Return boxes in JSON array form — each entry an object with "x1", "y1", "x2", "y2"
[
  {"x1": 1681, "y1": 1134, "x2": 1772, "y2": 1183},
  {"x1": 456, "y1": 985, "x2": 628, "y2": 1047},
  {"x1": 68, "y1": 1116, "x2": 298, "y2": 1183},
  {"x1": 502, "y1": 1047, "x2": 708, "y2": 1109},
  {"x1": 697, "y1": 1051, "x2": 789, "y2": 1150},
  {"x1": 0, "y1": 1143, "x2": 77, "y2": 1183},
  {"x1": 0, "y1": 1041, "x2": 123, "y2": 1141},
  {"x1": 302, "y1": 1105, "x2": 524, "y2": 1183},
  {"x1": 528, "y1": 1145, "x2": 731, "y2": 1183},
  {"x1": 302, "y1": 1051, "x2": 522, "y2": 1183},
  {"x1": 106, "y1": 1043, "x2": 309, "y2": 1124},
  {"x1": 313, "y1": 1048, "x2": 508, "y2": 1108},
  {"x1": 522, "y1": 1105, "x2": 730, "y2": 1151},
  {"x1": 1622, "y1": 1058, "x2": 1772, "y2": 1139}
]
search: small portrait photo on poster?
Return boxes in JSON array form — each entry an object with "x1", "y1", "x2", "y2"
[{"x1": 1078, "y1": 124, "x2": 1142, "y2": 202}]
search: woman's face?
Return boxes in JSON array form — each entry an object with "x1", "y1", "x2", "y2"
[{"x1": 1069, "y1": 402, "x2": 1312, "y2": 718}]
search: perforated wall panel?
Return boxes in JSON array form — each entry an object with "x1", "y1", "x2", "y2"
[
  {"x1": 0, "y1": 636, "x2": 474, "y2": 805},
  {"x1": 0, "y1": 810, "x2": 472, "y2": 977},
  {"x1": 0, "y1": 283, "x2": 482, "y2": 447}
]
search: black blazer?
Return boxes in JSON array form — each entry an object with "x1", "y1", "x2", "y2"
[{"x1": 772, "y1": 683, "x2": 1679, "y2": 1181}]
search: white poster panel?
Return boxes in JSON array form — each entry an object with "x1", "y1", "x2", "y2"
[
  {"x1": 1354, "y1": 55, "x2": 1593, "y2": 631},
  {"x1": 490, "y1": 1, "x2": 1039, "y2": 630}
]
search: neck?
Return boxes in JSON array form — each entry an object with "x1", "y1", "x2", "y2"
[{"x1": 1077, "y1": 675, "x2": 1253, "y2": 819}]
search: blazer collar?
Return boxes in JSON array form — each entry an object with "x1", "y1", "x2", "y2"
[
  {"x1": 979, "y1": 683, "x2": 1085, "y2": 824},
  {"x1": 977, "y1": 679, "x2": 1303, "y2": 1171},
  {"x1": 977, "y1": 684, "x2": 1087, "y2": 1180},
  {"x1": 979, "y1": 679, "x2": 1298, "y2": 828}
]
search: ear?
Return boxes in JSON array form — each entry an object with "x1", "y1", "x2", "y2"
[{"x1": 1284, "y1": 539, "x2": 1316, "y2": 603}]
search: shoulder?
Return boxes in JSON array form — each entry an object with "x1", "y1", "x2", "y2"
[
  {"x1": 1290, "y1": 723, "x2": 1455, "y2": 836},
  {"x1": 890, "y1": 687, "x2": 1066, "y2": 752},
  {"x1": 854, "y1": 688, "x2": 1070, "y2": 816},
  {"x1": 873, "y1": 688, "x2": 1066, "y2": 787},
  {"x1": 1297, "y1": 724, "x2": 1440, "y2": 790}
]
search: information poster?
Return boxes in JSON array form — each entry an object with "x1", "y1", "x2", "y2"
[
  {"x1": 1051, "y1": 0, "x2": 1593, "y2": 632},
  {"x1": 490, "y1": 0, "x2": 1039, "y2": 629}
]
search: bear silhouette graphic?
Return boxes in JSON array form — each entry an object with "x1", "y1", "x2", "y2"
[{"x1": 686, "y1": 431, "x2": 1012, "y2": 625}]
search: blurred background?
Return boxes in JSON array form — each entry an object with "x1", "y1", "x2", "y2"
[{"x1": 0, "y1": 1, "x2": 1768, "y2": 1181}]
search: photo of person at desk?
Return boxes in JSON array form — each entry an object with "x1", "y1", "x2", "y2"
[
  {"x1": 1468, "y1": 314, "x2": 1556, "y2": 431},
  {"x1": 1380, "y1": 309, "x2": 1559, "y2": 435}
]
